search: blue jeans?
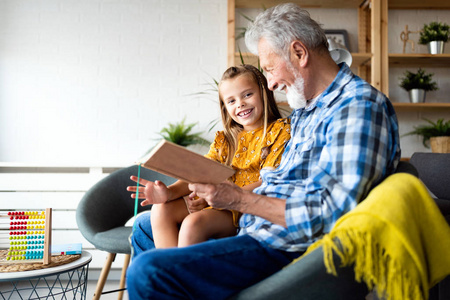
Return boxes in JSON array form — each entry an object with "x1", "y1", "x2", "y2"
[{"x1": 127, "y1": 212, "x2": 302, "y2": 300}]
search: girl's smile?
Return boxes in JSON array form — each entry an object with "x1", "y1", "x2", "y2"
[{"x1": 237, "y1": 108, "x2": 254, "y2": 118}]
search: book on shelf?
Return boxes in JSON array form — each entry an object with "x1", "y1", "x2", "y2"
[{"x1": 139, "y1": 140, "x2": 235, "y2": 184}]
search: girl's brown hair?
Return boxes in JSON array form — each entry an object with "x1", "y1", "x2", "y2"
[{"x1": 218, "y1": 64, "x2": 282, "y2": 165}]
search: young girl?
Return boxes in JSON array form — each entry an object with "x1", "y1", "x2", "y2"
[{"x1": 130, "y1": 65, "x2": 290, "y2": 248}]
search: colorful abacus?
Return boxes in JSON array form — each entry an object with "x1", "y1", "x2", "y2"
[{"x1": 0, "y1": 208, "x2": 52, "y2": 265}]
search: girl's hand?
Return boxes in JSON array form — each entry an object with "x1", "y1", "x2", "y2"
[
  {"x1": 183, "y1": 195, "x2": 209, "y2": 213},
  {"x1": 127, "y1": 176, "x2": 170, "y2": 206}
]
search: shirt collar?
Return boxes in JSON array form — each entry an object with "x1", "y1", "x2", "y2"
[{"x1": 295, "y1": 63, "x2": 354, "y2": 113}]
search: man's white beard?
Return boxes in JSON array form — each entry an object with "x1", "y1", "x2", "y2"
[
  {"x1": 285, "y1": 76, "x2": 307, "y2": 109},
  {"x1": 277, "y1": 65, "x2": 308, "y2": 109}
]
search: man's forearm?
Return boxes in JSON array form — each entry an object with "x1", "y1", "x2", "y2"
[{"x1": 238, "y1": 191, "x2": 287, "y2": 228}]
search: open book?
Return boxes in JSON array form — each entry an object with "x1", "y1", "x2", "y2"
[{"x1": 139, "y1": 140, "x2": 235, "y2": 184}]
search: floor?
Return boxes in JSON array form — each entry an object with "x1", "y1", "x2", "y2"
[
  {"x1": 0, "y1": 279, "x2": 376, "y2": 299},
  {"x1": 87, "y1": 280, "x2": 130, "y2": 300},
  {"x1": 0, "y1": 279, "x2": 129, "y2": 300}
]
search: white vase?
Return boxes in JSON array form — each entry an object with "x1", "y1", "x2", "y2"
[
  {"x1": 428, "y1": 41, "x2": 445, "y2": 54},
  {"x1": 408, "y1": 89, "x2": 426, "y2": 103}
]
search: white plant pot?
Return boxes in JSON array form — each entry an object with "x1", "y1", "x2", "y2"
[
  {"x1": 428, "y1": 41, "x2": 445, "y2": 54},
  {"x1": 408, "y1": 89, "x2": 426, "y2": 103}
]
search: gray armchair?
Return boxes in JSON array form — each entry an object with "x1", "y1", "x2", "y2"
[{"x1": 76, "y1": 165, "x2": 175, "y2": 299}]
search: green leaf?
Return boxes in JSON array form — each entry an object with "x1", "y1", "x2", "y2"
[
  {"x1": 399, "y1": 68, "x2": 438, "y2": 91},
  {"x1": 156, "y1": 117, "x2": 210, "y2": 148},
  {"x1": 402, "y1": 118, "x2": 450, "y2": 148},
  {"x1": 419, "y1": 21, "x2": 450, "y2": 44}
]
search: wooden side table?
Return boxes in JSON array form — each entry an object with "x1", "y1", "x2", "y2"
[{"x1": 0, "y1": 251, "x2": 91, "y2": 299}]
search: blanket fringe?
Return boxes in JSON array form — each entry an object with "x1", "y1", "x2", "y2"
[{"x1": 301, "y1": 229, "x2": 426, "y2": 300}]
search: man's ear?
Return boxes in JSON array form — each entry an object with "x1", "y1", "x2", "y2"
[{"x1": 290, "y1": 40, "x2": 308, "y2": 67}]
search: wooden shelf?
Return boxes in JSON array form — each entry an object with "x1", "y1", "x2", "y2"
[
  {"x1": 389, "y1": 54, "x2": 450, "y2": 67},
  {"x1": 235, "y1": 0, "x2": 364, "y2": 9},
  {"x1": 392, "y1": 102, "x2": 450, "y2": 111},
  {"x1": 388, "y1": 0, "x2": 450, "y2": 9},
  {"x1": 235, "y1": 53, "x2": 450, "y2": 70},
  {"x1": 352, "y1": 53, "x2": 372, "y2": 66},
  {"x1": 235, "y1": 52, "x2": 371, "y2": 68},
  {"x1": 235, "y1": 0, "x2": 450, "y2": 10}
]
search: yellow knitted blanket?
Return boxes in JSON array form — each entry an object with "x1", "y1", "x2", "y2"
[{"x1": 301, "y1": 173, "x2": 450, "y2": 300}]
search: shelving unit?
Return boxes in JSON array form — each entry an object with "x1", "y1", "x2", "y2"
[
  {"x1": 381, "y1": 0, "x2": 450, "y2": 109},
  {"x1": 228, "y1": 0, "x2": 383, "y2": 93},
  {"x1": 227, "y1": 0, "x2": 450, "y2": 111}
]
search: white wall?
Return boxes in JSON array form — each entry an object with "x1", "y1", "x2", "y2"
[
  {"x1": 1, "y1": 3, "x2": 449, "y2": 164},
  {"x1": 0, "y1": 0, "x2": 227, "y2": 165},
  {"x1": 237, "y1": 7, "x2": 450, "y2": 158}
]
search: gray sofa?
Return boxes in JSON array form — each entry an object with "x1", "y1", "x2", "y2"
[{"x1": 233, "y1": 157, "x2": 450, "y2": 300}]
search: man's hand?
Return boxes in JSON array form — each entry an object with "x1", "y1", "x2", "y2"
[
  {"x1": 188, "y1": 181, "x2": 244, "y2": 211},
  {"x1": 188, "y1": 181, "x2": 287, "y2": 227},
  {"x1": 127, "y1": 176, "x2": 170, "y2": 206}
]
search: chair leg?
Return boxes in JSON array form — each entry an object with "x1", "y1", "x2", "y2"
[
  {"x1": 93, "y1": 252, "x2": 116, "y2": 300},
  {"x1": 117, "y1": 254, "x2": 131, "y2": 300}
]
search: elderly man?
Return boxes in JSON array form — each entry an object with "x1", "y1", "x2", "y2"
[{"x1": 126, "y1": 3, "x2": 400, "y2": 299}]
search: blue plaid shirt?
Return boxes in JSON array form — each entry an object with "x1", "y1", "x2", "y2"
[{"x1": 238, "y1": 64, "x2": 401, "y2": 252}]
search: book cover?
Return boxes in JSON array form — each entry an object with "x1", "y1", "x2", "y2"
[
  {"x1": 51, "y1": 243, "x2": 82, "y2": 256},
  {"x1": 140, "y1": 140, "x2": 235, "y2": 184}
]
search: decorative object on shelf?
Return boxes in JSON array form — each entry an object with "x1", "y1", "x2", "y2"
[
  {"x1": 403, "y1": 118, "x2": 450, "y2": 153},
  {"x1": 327, "y1": 38, "x2": 352, "y2": 67},
  {"x1": 324, "y1": 30, "x2": 350, "y2": 52},
  {"x1": 418, "y1": 21, "x2": 450, "y2": 54},
  {"x1": 400, "y1": 25, "x2": 421, "y2": 53},
  {"x1": 399, "y1": 68, "x2": 438, "y2": 103}
]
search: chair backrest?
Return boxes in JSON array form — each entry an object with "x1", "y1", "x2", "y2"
[
  {"x1": 76, "y1": 165, "x2": 176, "y2": 244},
  {"x1": 409, "y1": 152, "x2": 450, "y2": 200}
]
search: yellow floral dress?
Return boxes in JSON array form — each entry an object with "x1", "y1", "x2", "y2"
[{"x1": 204, "y1": 118, "x2": 291, "y2": 226}]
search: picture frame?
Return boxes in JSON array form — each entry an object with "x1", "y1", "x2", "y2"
[{"x1": 325, "y1": 30, "x2": 350, "y2": 51}]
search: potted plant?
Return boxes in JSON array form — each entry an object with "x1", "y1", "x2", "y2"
[
  {"x1": 142, "y1": 118, "x2": 210, "y2": 158},
  {"x1": 403, "y1": 118, "x2": 450, "y2": 153},
  {"x1": 399, "y1": 68, "x2": 438, "y2": 103},
  {"x1": 419, "y1": 21, "x2": 450, "y2": 54},
  {"x1": 157, "y1": 118, "x2": 210, "y2": 147}
]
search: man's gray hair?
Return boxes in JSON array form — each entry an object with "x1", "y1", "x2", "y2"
[{"x1": 245, "y1": 3, "x2": 328, "y2": 59}]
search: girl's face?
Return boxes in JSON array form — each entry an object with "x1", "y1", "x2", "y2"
[{"x1": 220, "y1": 74, "x2": 264, "y2": 131}]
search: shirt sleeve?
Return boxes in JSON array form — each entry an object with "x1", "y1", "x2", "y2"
[
  {"x1": 284, "y1": 96, "x2": 399, "y2": 243},
  {"x1": 204, "y1": 131, "x2": 225, "y2": 163}
]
